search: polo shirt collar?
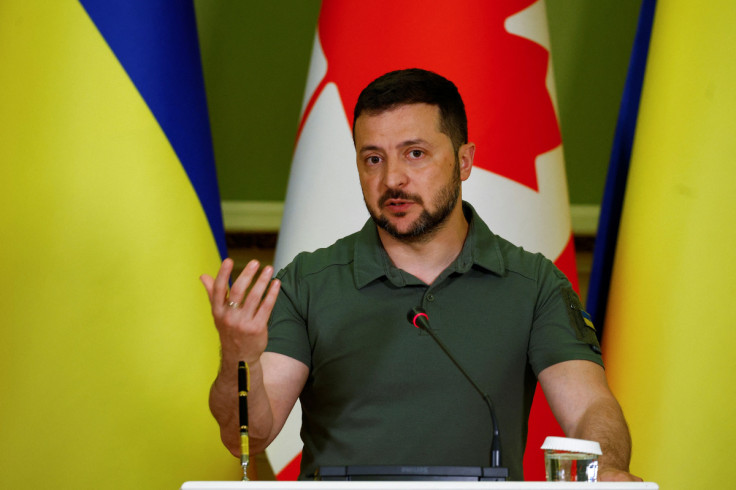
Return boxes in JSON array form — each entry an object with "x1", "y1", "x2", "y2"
[
  {"x1": 353, "y1": 219, "x2": 394, "y2": 289},
  {"x1": 463, "y1": 202, "x2": 506, "y2": 277},
  {"x1": 352, "y1": 201, "x2": 506, "y2": 289}
]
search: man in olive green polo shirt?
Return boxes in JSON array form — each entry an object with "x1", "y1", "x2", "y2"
[{"x1": 201, "y1": 69, "x2": 641, "y2": 482}]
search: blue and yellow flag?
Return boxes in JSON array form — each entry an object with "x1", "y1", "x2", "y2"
[
  {"x1": 598, "y1": 1, "x2": 736, "y2": 488},
  {"x1": 0, "y1": 1, "x2": 238, "y2": 487}
]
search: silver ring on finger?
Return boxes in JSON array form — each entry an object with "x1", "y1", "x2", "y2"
[{"x1": 227, "y1": 301, "x2": 239, "y2": 309}]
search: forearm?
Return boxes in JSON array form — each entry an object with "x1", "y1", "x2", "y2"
[
  {"x1": 201, "y1": 259, "x2": 286, "y2": 456},
  {"x1": 571, "y1": 397, "x2": 632, "y2": 474},
  {"x1": 539, "y1": 361, "x2": 640, "y2": 481},
  {"x1": 209, "y1": 358, "x2": 275, "y2": 456}
]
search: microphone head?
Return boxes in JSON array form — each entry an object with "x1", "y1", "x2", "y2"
[{"x1": 407, "y1": 307, "x2": 428, "y2": 329}]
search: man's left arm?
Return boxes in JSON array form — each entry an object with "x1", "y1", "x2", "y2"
[{"x1": 538, "y1": 360, "x2": 643, "y2": 482}]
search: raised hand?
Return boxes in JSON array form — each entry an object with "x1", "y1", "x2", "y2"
[{"x1": 200, "y1": 258, "x2": 281, "y2": 366}]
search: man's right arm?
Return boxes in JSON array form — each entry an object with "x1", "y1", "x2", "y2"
[
  {"x1": 209, "y1": 352, "x2": 308, "y2": 455},
  {"x1": 201, "y1": 258, "x2": 308, "y2": 455}
]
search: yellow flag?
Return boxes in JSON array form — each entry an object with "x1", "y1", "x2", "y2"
[
  {"x1": 0, "y1": 1, "x2": 239, "y2": 487},
  {"x1": 603, "y1": 2, "x2": 736, "y2": 488}
]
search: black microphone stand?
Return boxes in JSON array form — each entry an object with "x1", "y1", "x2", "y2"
[
  {"x1": 314, "y1": 308, "x2": 510, "y2": 481},
  {"x1": 409, "y1": 308, "x2": 507, "y2": 478}
]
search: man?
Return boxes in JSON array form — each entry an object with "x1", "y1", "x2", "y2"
[{"x1": 201, "y1": 69, "x2": 641, "y2": 481}]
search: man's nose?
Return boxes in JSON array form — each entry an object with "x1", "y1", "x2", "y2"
[{"x1": 383, "y1": 158, "x2": 408, "y2": 188}]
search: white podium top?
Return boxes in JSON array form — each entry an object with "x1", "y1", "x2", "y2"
[{"x1": 181, "y1": 482, "x2": 658, "y2": 490}]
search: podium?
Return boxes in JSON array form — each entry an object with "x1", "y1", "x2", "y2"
[{"x1": 181, "y1": 482, "x2": 659, "y2": 490}]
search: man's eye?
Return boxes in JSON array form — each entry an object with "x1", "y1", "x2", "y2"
[
  {"x1": 367, "y1": 156, "x2": 381, "y2": 164},
  {"x1": 409, "y1": 150, "x2": 424, "y2": 159}
]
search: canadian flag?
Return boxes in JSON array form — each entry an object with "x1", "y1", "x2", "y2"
[{"x1": 271, "y1": 0, "x2": 576, "y2": 481}]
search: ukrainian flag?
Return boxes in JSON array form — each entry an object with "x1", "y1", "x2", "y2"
[
  {"x1": 0, "y1": 1, "x2": 238, "y2": 487},
  {"x1": 597, "y1": 1, "x2": 736, "y2": 487}
]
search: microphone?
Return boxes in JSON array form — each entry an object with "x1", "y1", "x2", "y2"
[{"x1": 408, "y1": 307, "x2": 504, "y2": 469}]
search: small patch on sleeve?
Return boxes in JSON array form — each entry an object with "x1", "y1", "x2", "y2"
[
  {"x1": 580, "y1": 310, "x2": 595, "y2": 330},
  {"x1": 561, "y1": 287, "x2": 601, "y2": 351}
]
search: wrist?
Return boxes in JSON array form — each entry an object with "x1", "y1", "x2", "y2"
[{"x1": 219, "y1": 353, "x2": 262, "y2": 378}]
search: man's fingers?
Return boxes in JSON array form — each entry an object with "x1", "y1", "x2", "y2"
[
  {"x1": 212, "y1": 258, "x2": 235, "y2": 307},
  {"x1": 227, "y1": 259, "x2": 261, "y2": 306},
  {"x1": 241, "y1": 265, "x2": 274, "y2": 316},
  {"x1": 200, "y1": 274, "x2": 215, "y2": 302},
  {"x1": 598, "y1": 469, "x2": 643, "y2": 482},
  {"x1": 254, "y1": 278, "x2": 281, "y2": 324}
]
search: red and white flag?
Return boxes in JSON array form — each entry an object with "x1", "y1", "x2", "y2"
[{"x1": 272, "y1": 0, "x2": 577, "y2": 480}]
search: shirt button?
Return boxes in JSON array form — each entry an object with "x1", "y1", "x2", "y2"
[{"x1": 426, "y1": 294, "x2": 435, "y2": 302}]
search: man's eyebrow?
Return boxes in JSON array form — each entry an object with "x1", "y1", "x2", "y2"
[
  {"x1": 358, "y1": 144, "x2": 383, "y2": 154},
  {"x1": 358, "y1": 139, "x2": 430, "y2": 154},
  {"x1": 399, "y1": 139, "x2": 430, "y2": 148}
]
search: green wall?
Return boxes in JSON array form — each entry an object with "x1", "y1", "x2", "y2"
[
  {"x1": 547, "y1": 0, "x2": 642, "y2": 204},
  {"x1": 195, "y1": 0, "x2": 642, "y2": 206}
]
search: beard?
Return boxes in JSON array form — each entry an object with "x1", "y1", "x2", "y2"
[{"x1": 366, "y1": 161, "x2": 461, "y2": 244}]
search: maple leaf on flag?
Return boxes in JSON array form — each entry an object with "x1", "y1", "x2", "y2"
[{"x1": 299, "y1": 0, "x2": 559, "y2": 192}]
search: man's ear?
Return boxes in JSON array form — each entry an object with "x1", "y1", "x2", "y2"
[{"x1": 458, "y1": 142, "x2": 475, "y2": 181}]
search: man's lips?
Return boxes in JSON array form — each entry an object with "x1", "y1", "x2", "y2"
[{"x1": 382, "y1": 199, "x2": 413, "y2": 212}]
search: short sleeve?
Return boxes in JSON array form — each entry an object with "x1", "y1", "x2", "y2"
[
  {"x1": 265, "y1": 257, "x2": 312, "y2": 369},
  {"x1": 527, "y1": 257, "x2": 603, "y2": 376}
]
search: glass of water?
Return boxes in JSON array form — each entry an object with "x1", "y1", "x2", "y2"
[{"x1": 541, "y1": 436, "x2": 602, "y2": 482}]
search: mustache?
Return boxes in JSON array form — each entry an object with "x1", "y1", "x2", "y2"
[{"x1": 379, "y1": 188, "x2": 424, "y2": 207}]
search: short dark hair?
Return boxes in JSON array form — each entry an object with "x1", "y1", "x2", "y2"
[{"x1": 353, "y1": 68, "x2": 468, "y2": 152}]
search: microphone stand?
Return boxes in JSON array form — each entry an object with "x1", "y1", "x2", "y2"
[
  {"x1": 315, "y1": 309, "x2": 510, "y2": 481},
  {"x1": 410, "y1": 308, "x2": 506, "y2": 476}
]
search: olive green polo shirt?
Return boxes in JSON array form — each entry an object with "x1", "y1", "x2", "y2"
[{"x1": 267, "y1": 202, "x2": 602, "y2": 481}]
